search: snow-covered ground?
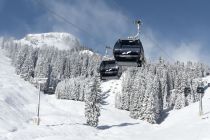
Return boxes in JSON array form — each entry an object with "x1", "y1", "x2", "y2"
[{"x1": 0, "y1": 48, "x2": 210, "y2": 140}]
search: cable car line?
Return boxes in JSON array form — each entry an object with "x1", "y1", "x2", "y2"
[
  {"x1": 34, "y1": 0, "x2": 105, "y2": 46},
  {"x1": 150, "y1": 40, "x2": 176, "y2": 62},
  {"x1": 111, "y1": 0, "x2": 131, "y2": 22}
]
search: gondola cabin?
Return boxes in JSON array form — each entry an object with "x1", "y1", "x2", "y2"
[
  {"x1": 197, "y1": 87, "x2": 205, "y2": 94},
  {"x1": 113, "y1": 39, "x2": 144, "y2": 67},
  {"x1": 99, "y1": 60, "x2": 121, "y2": 80}
]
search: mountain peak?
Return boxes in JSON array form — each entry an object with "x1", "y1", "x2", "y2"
[{"x1": 17, "y1": 32, "x2": 81, "y2": 50}]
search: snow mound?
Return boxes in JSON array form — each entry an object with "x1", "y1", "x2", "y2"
[
  {"x1": 16, "y1": 32, "x2": 81, "y2": 50},
  {"x1": 79, "y1": 50, "x2": 94, "y2": 56}
]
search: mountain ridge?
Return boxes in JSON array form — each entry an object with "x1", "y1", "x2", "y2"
[{"x1": 14, "y1": 32, "x2": 81, "y2": 50}]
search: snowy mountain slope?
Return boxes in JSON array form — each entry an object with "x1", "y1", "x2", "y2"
[
  {"x1": 0, "y1": 49, "x2": 38, "y2": 134},
  {"x1": 0, "y1": 48, "x2": 210, "y2": 140},
  {"x1": 15, "y1": 32, "x2": 81, "y2": 50}
]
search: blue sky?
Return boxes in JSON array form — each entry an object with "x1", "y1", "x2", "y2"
[{"x1": 0, "y1": 0, "x2": 210, "y2": 64}]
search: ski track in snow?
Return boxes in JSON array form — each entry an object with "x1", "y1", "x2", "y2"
[{"x1": 0, "y1": 48, "x2": 210, "y2": 140}]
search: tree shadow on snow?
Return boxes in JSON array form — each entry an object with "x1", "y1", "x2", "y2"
[
  {"x1": 97, "y1": 122, "x2": 139, "y2": 130},
  {"x1": 157, "y1": 109, "x2": 170, "y2": 124},
  {"x1": 100, "y1": 90, "x2": 110, "y2": 105},
  {"x1": 45, "y1": 122, "x2": 82, "y2": 127},
  {"x1": 204, "y1": 111, "x2": 210, "y2": 115}
]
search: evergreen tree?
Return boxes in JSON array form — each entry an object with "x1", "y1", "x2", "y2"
[
  {"x1": 174, "y1": 71, "x2": 186, "y2": 109},
  {"x1": 55, "y1": 77, "x2": 88, "y2": 101},
  {"x1": 85, "y1": 77, "x2": 101, "y2": 127},
  {"x1": 20, "y1": 47, "x2": 35, "y2": 81},
  {"x1": 129, "y1": 69, "x2": 145, "y2": 119},
  {"x1": 138, "y1": 73, "x2": 161, "y2": 123},
  {"x1": 15, "y1": 45, "x2": 29, "y2": 74}
]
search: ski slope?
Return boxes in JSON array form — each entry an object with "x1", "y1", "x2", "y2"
[{"x1": 0, "y1": 48, "x2": 210, "y2": 140}]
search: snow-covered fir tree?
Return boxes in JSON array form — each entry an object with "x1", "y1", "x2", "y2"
[
  {"x1": 85, "y1": 76, "x2": 101, "y2": 127},
  {"x1": 139, "y1": 74, "x2": 161, "y2": 124},
  {"x1": 15, "y1": 45, "x2": 29, "y2": 75},
  {"x1": 55, "y1": 77, "x2": 89, "y2": 101},
  {"x1": 20, "y1": 47, "x2": 34, "y2": 81},
  {"x1": 129, "y1": 68, "x2": 147, "y2": 119}
]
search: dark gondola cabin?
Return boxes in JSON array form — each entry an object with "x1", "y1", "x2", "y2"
[
  {"x1": 99, "y1": 60, "x2": 121, "y2": 80},
  {"x1": 113, "y1": 39, "x2": 144, "y2": 67},
  {"x1": 197, "y1": 87, "x2": 205, "y2": 94}
]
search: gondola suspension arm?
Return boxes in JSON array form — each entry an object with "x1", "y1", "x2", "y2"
[{"x1": 128, "y1": 20, "x2": 142, "y2": 40}]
